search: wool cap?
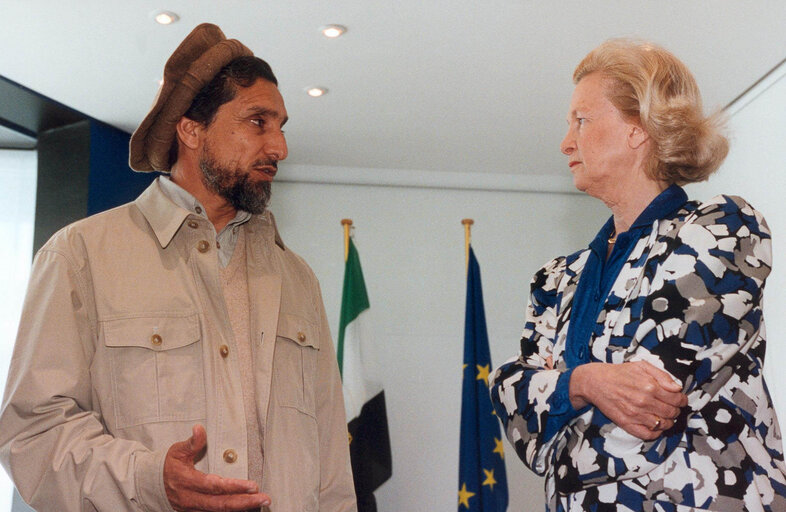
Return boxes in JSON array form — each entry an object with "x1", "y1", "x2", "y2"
[{"x1": 129, "y1": 23, "x2": 252, "y2": 172}]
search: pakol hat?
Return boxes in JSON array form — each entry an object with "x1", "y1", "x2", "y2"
[{"x1": 129, "y1": 23, "x2": 252, "y2": 172}]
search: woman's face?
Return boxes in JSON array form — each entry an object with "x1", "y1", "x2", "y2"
[{"x1": 560, "y1": 72, "x2": 642, "y2": 199}]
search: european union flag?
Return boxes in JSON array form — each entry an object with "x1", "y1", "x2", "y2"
[{"x1": 458, "y1": 246, "x2": 508, "y2": 511}]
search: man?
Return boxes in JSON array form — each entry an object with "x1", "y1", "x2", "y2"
[{"x1": 0, "y1": 24, "x2": 357, "y2": 512}]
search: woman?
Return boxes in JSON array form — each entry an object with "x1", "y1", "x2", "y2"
[{"x1": 490, "y1": 39, "x2": 786, "y2": 511}]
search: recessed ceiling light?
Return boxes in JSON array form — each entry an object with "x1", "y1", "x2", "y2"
[
  {"x1": 320, "y1": 25, "x2": 347, "y2": 38},
  {"x1": 152, "y1": 10, "x2": 179, "y2": 25},
  {"x1": 306, "y1": 87, "x2": 328, "y2": 98}
]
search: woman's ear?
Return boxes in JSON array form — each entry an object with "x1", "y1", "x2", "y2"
[
  {"x1": 627, "y1": 123, "x2": 650, "y2": 150},
  {"x1": 175, "y1": 117, "x2": 203, "y2": 150}
]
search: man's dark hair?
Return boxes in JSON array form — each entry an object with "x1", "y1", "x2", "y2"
[{"x1": 169, "y1": 56, "x2": 278, "y2": 167}]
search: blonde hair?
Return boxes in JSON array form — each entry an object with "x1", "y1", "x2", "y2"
[{"x1": 574, "y1": 39, "x2": 728, "y2": 184}]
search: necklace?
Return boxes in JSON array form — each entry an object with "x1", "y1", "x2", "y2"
[{"x1": 608, "y1": 229, "x2": 617, "y2": 244}]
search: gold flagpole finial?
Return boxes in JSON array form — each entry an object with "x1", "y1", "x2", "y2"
[
  {"x1": 341, "y1": 219, "x2": 353, "y2": 261},
  {"x1": 462, "y1": 219, "x2": 474, "y2": 270}
]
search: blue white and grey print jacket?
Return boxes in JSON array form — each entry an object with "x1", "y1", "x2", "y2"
[{"x1": 490, "y1": 194, "x2": 786, "y2": 511}]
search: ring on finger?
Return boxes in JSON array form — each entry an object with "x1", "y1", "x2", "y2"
[{"x1": 651, "y1": 417, "x2": 662, "y2": 431}]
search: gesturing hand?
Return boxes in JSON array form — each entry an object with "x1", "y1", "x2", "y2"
[
  {"x1": 164, "y1": 424, "x2": 271, "y2": 512},
  {"x1": 570, "y1": 361, "x2": 688, "y2": 441}
]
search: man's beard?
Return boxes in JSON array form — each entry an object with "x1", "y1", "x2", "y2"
[{"x1": 199, "y1": 144, "x2": 272, "y2": 214}]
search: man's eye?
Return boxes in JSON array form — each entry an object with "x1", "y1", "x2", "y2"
[
  {"x1": 577, "y1": 118, "x2": 586, "y2": 125},
  {"x1": 251, "y1": 119, "x2": 264, "y2": 127}
]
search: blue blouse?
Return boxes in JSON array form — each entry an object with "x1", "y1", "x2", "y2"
[{"x1": 543, "y1": 184, "x2": 689, "y2": 440}]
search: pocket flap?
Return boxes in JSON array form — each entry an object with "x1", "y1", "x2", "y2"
[
  {"x1": 103, "y1": 313, "x2": 200, "y2": 351},
  {"x1": 277, "y1": 313, "x2": 319, "y2": 350}
]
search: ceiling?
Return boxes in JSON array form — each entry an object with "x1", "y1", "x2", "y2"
[{"x1": 2, "y1": 1, "x2": 785, "y2": 186}]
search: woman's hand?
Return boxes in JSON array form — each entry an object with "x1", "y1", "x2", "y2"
[{"x1": 569, "y1": 361, "x2": 687, "y2": 440}]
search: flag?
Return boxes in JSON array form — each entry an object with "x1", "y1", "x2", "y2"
[
  {"x1": 338, "y1": 238, "x2": 392, "y2": 512},
  {"x1": 458, "y1": 246, "x2": 508, "y2": 511}
]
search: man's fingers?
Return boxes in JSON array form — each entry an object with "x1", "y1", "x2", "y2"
[
  {"x1": 164, "y1": 426, "x2": 269, "y2": 511},
  {"x1": 187, "y1": 424, "x2": 207, "y2": 457},
  {"x1": 167, "y1": 424, "x2": 207, "y2": 463},
  {"x1": 179, "y1": 489, "x2": 271, "y2": 511},
  {"x1": 185, "y1": 472, "x2": 260, "y2": 495}
]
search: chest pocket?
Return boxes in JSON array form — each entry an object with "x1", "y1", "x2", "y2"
[
  {"x1": 103, "y1": 313, "x2": 205, "y2": 429},
  {"x1": 273, "y1": 313, "x2": 319, "y2": 417}
]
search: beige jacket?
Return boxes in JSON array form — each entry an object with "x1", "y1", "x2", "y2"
[{"x1": 0, "y1": 179, "x2": 357, "y2": 512}]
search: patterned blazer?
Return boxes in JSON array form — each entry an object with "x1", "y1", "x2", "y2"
[{"x1": 490, "y1": 195, "x2": 786, "y2": 511}]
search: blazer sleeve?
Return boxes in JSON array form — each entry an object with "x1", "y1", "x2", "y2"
[
  {"x1": 552, "y1": 195, "x2": 773, "y2": 492},
  {"x1": 0, "y1": 247, "x2": 172, "y2": 512},
  {"x1": 490, "y1": 256, "x2": 589, "y2": 476}
]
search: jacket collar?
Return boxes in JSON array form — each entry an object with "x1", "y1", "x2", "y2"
[
  {"x1": 588, "y1": 184, "x2": 688, "y2": 257},
  {"x1": 134, "y1": 177, "x2": 286, "y2": 250}
]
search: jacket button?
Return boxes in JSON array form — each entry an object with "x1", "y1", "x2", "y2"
[
  {"x1": 187, "y1": 220, "x2": 198, "y2": 229},
  {"x1": 223, "y1": 449, "x2": 237, "y2": 464},
  {"x1": 197, "y1": 240, "x2": 210, "y2": 253},
  {"x1": 195, "y1": 206, "x2": 203, "y2": 214},
  {"x1": 297, "y1": 331, "x2": 306, "y2": 342},
  {"x1": 150, "y1": 334, "x2": 162, "y2": 346},
  {"x1": 219, "y1": 345, "x2": 229, "y2": 358}
]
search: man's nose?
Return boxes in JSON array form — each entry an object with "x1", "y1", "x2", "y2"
[{"x1": 265, "y1": 131, "x2": 288, "y2": 161}]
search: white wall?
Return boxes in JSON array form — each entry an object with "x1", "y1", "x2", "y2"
[
  {"x1": 269, "y1": 180, "x2": 607, "y2": 510},
  {"x1": 687, "y1": 61, "x2": 786, "y2": 423}
]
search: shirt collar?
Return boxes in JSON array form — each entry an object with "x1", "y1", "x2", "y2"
[
  {"x1": 134, "y1": 177, "x2": 285, "y2": 250},
  {"x1": 588, "y1": 184, "x2": 688, "y2": 254},
  {"x1": 630, "y1": 183, "x2": 688, "y2": 230},
  {"x1": 158, "y1": 176, "x2": 253, "y2": 230}
]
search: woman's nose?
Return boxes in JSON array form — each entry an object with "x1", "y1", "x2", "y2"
[{"x1": 560, "y1": 131, "x2": 575, "y2": 155}]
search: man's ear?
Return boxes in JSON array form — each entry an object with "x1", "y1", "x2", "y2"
[
  {"x1": 175, "y1": 117, "x2": 203, "y2": 150},
  {"x1": 627, "y1": 123, "x2": 650, "y2": 150}
]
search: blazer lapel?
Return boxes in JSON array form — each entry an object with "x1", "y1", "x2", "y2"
[
  {"x1": 552, "y1": 251, "x2": 590, "y2": 363},
  {"x1": 593, "y1": 224, "x2": 665, "y2": 352}
]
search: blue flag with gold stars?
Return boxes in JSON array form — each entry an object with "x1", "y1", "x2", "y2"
[{"x1": 458, "y1": 246, "x2": 508, "y2": 511}]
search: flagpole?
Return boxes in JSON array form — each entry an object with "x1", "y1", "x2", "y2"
[
  {"x1": 461, "y1": 218, "x2": 473, "y2": 269},
  {"x1": 341, "y1": 218, "x2": 353, "y2": 262}
]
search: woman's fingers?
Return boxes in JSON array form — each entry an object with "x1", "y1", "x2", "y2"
[{"x1": 571, "y1": 361, "x2": 687, "y2": 440}]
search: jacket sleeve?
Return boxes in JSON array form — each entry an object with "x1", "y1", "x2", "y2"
[
  {"x1": 311, "y1": 277, "x2": 358, "y2": 512},
  {"x1": 0, "y1": 247, "x2": 173, "y2": 512},
  {"x1": 490, "y1": 256, "x2": 589, "y2": 476},
  {"x1": 552, "y1": 195, "x2": 773, "y2": 492}
]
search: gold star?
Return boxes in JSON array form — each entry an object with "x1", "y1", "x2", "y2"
[
  {"x1": 493, "y1": 437, "x2": 505, "y2": 459},
  {"x1": 482, "y1": 469, "x2": 497, "y2": 491},
  {"x1": 476, "y1": 364, "x2": 490, "y2": 385},
  {"x1": 348, "y1": 432, "x2": 353, "y2": 445},
  {"x1": 463, "y1": 363, "x2": 468, "y2": 371},
  {"x1": 457, "y1": 483, "x2": 475, "y2": 509}
]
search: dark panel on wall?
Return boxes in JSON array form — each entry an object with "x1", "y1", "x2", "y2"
[
  {"x1": 0, "y1": 75, "x2": 84, "y2": 137},
  {"x1": 34, "y1": 120, "x2": 91, "y2": 252},
  {"x1": 88, "y1": 120, "x2": 157, "y2": 215}
]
